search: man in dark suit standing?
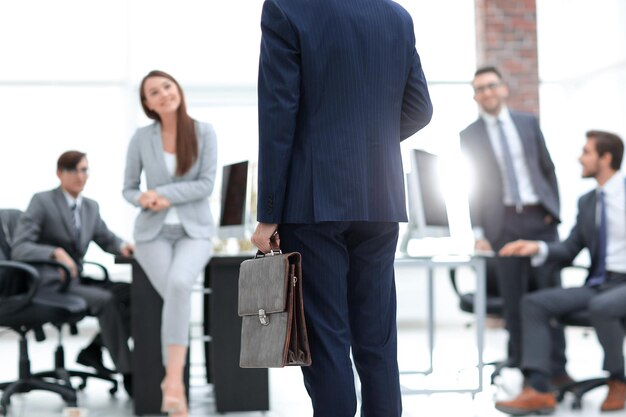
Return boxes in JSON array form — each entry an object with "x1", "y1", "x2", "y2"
[
  {"x1": 11, "y1": 150, "x2": 134, "y2": 394},
  {"x1": 251, "y1": 1, "x2": 432, "y2": 416},
  {"x1": 496, "y1": 130, "x2": 626, "y2": 414},
  {"x1": 460, "y1": 66, "x2": 566, "y2": 380}
]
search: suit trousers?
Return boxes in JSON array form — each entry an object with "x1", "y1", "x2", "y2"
[
  {"x1": 493, "y1": 206, "x2": 565, "y2": 373},
  {"x1": 35, "y1": 273, "x2": 132, "y2": 374},
  {"x1": 279, "y1": 221, "x2": 401, "y2": 417},
  {"x1": 522, "y1": 279, "x2": 626, "y2": 375},
  {"x1": 134, "y1": 224, "x2": 212, "y2": 363}
]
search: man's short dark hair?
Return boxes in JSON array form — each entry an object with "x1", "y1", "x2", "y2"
[
  {"x1": 474, "y1": 66, "x2": 503, "y2": 80},
  {"x1": 587, "y1": 130, "x2": 624, "y2": 170},
  {"x1": 57, "y1": 151, "x2": 87, "y2": 171}
]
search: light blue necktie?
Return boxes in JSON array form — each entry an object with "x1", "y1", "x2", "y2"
[
  {"x1": 587, "y1": 190, "x2": 607, "y2": 287},
  {"x1": 497, "y1": 119, "x2": 523, "y2": 212},
  {"x1": 70, "y1": 203, "x2": 81, "y2": 246}
]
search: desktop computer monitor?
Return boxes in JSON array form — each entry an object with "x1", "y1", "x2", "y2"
[
  {"x1": 217, "y1": 160, "x2": 253, "y2": 239},
  {"x1": 399, "y1": 149, "x2": 450, "y2": 253}
]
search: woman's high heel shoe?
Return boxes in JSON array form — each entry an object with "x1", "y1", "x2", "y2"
[{"x1": 161, "y1": 383, "x2": 188, "y2": 416}]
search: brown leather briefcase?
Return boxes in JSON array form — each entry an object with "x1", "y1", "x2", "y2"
[{"x1": 238, "y1": 250, "x2": 312, "y2": 368}]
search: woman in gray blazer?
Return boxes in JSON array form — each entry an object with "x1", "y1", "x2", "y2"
[{"x1": 123, "y1": 70, "x2": 216, "y2": 416}]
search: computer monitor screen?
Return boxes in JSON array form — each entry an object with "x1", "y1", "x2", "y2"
[
  {"x1": 401, "y1": 149, "x2": 450, "y2": 252},
  {"x1": 218, "y1": 161, "x2": 251, "y2": 238},
  {"x1": 411, "y1": 149, "x2": 448, "y2": 228}
]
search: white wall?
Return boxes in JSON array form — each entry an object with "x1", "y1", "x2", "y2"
[{"x1": 538, "y1": 0, "x2": 626, "y2": 246}]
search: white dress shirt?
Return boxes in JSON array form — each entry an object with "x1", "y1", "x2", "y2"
[
  {"x1": 162, "y1": 151, "x2": 181, "y2": 225},
  {"x1": 480, "y1": 107, "x2": 540, "y2": 206}
]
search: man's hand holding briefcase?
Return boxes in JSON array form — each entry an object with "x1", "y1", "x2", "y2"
[{"x1": 238, "y1": 231, "x2": 312, "y2": 368}]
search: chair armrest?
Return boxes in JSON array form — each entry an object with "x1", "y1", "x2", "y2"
[
  {"x1": 0, "y1": 260, "x2": 41, "y2": 311},
  {"x1": 22, "y1": 259, "x2": 73, "y2": 292},
  {"x1": 83, "y1": 260, "x2": 111, "y2": 282},
  {"x1": 448, "y1": 268, "x2": 463, "y2": 296}
]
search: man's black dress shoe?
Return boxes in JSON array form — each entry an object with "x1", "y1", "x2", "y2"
[{"x1": 76, "y1": 347, "x2": 115, "y2": 375}]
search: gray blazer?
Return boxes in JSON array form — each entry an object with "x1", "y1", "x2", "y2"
[
  {"x1": 123, "y1": 121, "x2": 217, "y2": 242},
  {"x1": 11, "y1": 188, "x2": 124, "y2": 271}
]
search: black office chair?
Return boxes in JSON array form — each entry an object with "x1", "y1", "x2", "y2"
[
  {"x1": 0, "y1": 209, "x2": 118, "y2": 395},
  {"x1": 449, "y1": 258, "x2": 504, "y2": 317},
  {"x1": 0, "y1": 257, "x2": 87, "y2": 415},
  {"x1": 448, "y1": 258, "x2": 508, "y2": 383}
]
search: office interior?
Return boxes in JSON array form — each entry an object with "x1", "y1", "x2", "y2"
[{"x1": 1, "y1": 0, "x2": 626, "y2": 416}]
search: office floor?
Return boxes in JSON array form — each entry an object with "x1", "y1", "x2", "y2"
[{"x1": 1, "y1": 318, "x2": 625, "y2": 417}]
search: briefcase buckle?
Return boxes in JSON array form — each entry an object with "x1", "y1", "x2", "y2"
[{"x1": 258, "y1": 309, "x2": 269, "y2": 326}]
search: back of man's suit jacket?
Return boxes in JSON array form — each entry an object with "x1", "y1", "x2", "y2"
[
  {"x1": 460, "y1": 111, "x2": 559, "y2": 246},
  {"x1": 257, "y1": 0, "x2": 432, "y2": 224},
  {"x1": 12, "y1": 188, "x2": 123, "y2": 270}
]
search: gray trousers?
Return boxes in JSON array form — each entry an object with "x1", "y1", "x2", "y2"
[
  {"x1": 521, "y1": 279, "x2": 626, "y2": 375},
  {"x1": 134, "y1": 225, "x2": 212, "y2": 363},
  {"x1": 493, "y1": 205, "x2": 564, "y2": 373},
  {"x1": 36, "y1": 273, "x2": 132, "y2": 374}
]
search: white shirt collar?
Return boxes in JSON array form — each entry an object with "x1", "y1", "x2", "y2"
[
  {"x1": 599, "y1": 171, "x2": 624, "y2": 196},
  {"x1": 62, "y1": 189, "x2": 83, "y2": 208},
  {"x1": 480, "y1": 106, "x2": 511, "y2": 126}
]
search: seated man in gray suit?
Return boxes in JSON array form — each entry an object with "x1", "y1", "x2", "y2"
[
  {"x1": 11, "y1": 150, "x2": 134, "y2": 395},
  {"x1": 496, "y1": 130, "x2": 626, "y2": 414}
]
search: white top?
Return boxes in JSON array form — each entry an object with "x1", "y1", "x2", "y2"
[
  {"x1": 480, "y1": 107, "x2": 540, "y2": 206},
  {"x1": 162, "y1": 151, "x2": 181, "y2": 225},
  {"x1": 534, "y1": 172, "x2": 626, "y2": 273}
]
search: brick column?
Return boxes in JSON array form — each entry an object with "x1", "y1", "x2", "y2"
[{"x1": 475, "y1": 0, "x2": 539, "y2": 114}]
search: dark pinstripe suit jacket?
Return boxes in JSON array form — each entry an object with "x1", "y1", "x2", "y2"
[
  {"x1": 257, "y1": 0, "x2": 432, "y2": 224},
  {"x1": 460, "y1": 111, "x2": 560, "y2": 246},
  {"x1": 546, "y1": 186, "x2": 623, "y2": 284}
]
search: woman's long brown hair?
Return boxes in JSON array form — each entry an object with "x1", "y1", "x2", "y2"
[{"x1": 140, "y1": 70, "x2": 198, "y2": 176}]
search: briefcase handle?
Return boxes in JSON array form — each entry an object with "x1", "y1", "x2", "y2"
[{"x1": 255, "y1": 230, "x2": 282, "y2": 258}]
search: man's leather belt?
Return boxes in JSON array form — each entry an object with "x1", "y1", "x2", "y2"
[{"x1": 504, "y1": 204, "x2": 544, "y2": 213}]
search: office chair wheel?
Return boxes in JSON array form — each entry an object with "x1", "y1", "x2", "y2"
[
  {"x1": 78, "y1": 379, "x2": 87, "y2": 390},
  {"x1": 0, "y1": 405, "x2": 6, "y2": 416},
  {"x1": 109, "y1": 385, "x2": 118, "y2": 395},
  {"x1": 571, "y1": 397, "x2": 582, "y2": 410}
]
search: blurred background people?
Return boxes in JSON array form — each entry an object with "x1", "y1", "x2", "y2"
[
  {"x1": 11, "y1": 150, "x2": 134, "y2": 395},
  {"x1": 460, "y1": 66, "x2": 566, "y2": 380},
  {"x1": 123, "y1": 70, "x2": 217, "y2": 417},
  {"x1": 496, "y1": 130, "x2": 626, "y2": 415}
]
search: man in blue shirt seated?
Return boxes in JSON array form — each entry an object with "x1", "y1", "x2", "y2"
[{"x1": 496, "y1": 130, "x2": 626, "y2": 414}]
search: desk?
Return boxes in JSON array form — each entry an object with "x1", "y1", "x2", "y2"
[
  {"x1": 115, "y1": 257, "x2": 190, "y2": 416},
  {"x1": 394, "y1": 255, "x2": 487, "y2": 396},
  {"x1": 203, "y1": 256, "x2": 269, "y2": 413},
  {"x1": 117, "y1": 255, "x2": 270, "y2": 415}
]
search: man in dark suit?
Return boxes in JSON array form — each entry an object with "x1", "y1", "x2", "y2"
[
  {"x1": 460, "y1": 66, "x2": 566, "y2": 379},
  {"x1": 251, "y1": 1, "x2": 432, "y2": 416},
  {"x1": 11, "y1": 150, "x2": 134, "y2": 394},
  {"x1": 496, "y1": 130, "x2": 626, "y2": 414}
]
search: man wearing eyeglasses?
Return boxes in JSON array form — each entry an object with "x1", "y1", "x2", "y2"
[
  {"x1": 11, "y1": 150, "x2": 135, "y2": 396},
  {"x1": 460, "y1": 66, "x2": 567, "y2": 385}
]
